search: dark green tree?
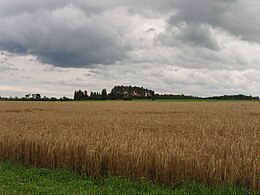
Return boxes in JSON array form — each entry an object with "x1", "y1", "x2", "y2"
[
  {"x1": 74, "y1": 90, "x2": 85, "y2": 101},
  {"x1": 101, "y1": 89, "x2": 107, "y2": 100},
  {"x1": 32, "y1": 93, "x2": 41, "y2": 101}
]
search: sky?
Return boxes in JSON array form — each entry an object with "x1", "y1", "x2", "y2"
[{"x1": 0, "y1": 0, "x2": 260, "y2": 98}]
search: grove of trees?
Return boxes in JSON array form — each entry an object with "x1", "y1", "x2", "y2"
[{"x1": 74, "y1": 86, "x2": 154, "y2": 101}]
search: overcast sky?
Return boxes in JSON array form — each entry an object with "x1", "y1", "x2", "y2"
[{"x1": 1, "y1": 0, "x2": 260, "y2": 98}]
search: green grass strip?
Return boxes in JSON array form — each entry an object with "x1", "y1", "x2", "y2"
[{"x1": 0, "y1": 161, "x2": 256, "y2": 195}]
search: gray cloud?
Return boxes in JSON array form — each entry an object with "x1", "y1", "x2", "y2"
[
  {"x1": 169, "y1": 0, "x2": 260, "y2": 43},
  {"x1": 157, "y1": 23, "x2": 220, "y2": 51},
  {"x1": 0, "y1": 0, "x2": 178, "y2": 68},
  {"x1": 0, "y1": 3, "x2": 130, "y2": 67},
  {"x1": 178, "y1": 24, "x2": 220, "y2": 51},
  {"x1": 0, "y1": 0, "x2": 260, "y2": 68}
]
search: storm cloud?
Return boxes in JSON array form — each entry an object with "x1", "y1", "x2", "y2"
[
  {"x1": 0, "y1": 0, "x2": 260, "y2": 67},
  {"x1": 0, "y1": 3, "x2": 132, "y2": 67},
  {"x1": 170, "y1": 0, "x2": 260, "y2": 43}
]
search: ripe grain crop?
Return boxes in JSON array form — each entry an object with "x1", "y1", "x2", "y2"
[{"x1": 0, "y1": 101, "x2": 259, "y2": 191}]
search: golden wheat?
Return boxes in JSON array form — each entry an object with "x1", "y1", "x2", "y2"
[{"x1": 0, "y1": 101, "x2": 259, "y2": 190}]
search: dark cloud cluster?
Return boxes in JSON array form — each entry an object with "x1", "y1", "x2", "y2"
[
  {"x1": 0, "y1": 0, "x2": 259, "y2": 69},
  {"x1": 0, "y1": 1, "x2": 131, "y2": 67},
  {"x1": 169, "y1": 0, "x2": 260, "y2": 43},
  {"x1": 157, "y1": 23, "x2": 220, "y2": 51}
]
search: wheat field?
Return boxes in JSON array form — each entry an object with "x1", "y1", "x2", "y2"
[{"x1": 0, "y1": 101, "x2": 259, "y2": 191}]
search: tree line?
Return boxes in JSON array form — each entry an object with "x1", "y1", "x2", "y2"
[
  {"x1": 0, "y1": 93, "x2": 70, "y2": 101},
  {"x1": 73, "y1": 86, "x2": 259, "y2": 101},
  {"x1": 204, "y1": 94, "x2": 259, "y2": 100},
  {"x1": 0, "y1": 85, "x2": 259, "y2": 101}
]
